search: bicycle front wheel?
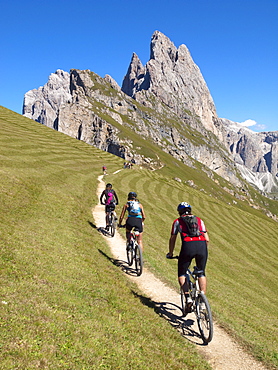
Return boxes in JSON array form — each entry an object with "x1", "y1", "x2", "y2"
[
  {"x1": 134, "y1": 244, "x2": 143, "y2": 276},
  {"x1": 196, "y1": 292, "x2": 213, "y2": 344}
]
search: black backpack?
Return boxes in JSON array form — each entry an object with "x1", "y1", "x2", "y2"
[{"x1": 181, "y1": 215, "x2": 201, "y2": 237}]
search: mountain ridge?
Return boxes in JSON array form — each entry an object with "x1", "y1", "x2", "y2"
[{"x1": 22, "y1": 31, "x2": 278, "y2": 198}]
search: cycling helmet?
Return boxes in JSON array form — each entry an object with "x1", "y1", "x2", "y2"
[
  {"x1": 106, "y1": 183, "x2": 112, "y2": 188},
  {"x1": 177, "y1": 202, "x2": 191, "y2": 215},
  {"x1": 128, "y1": 191, "x2": 137, "y2": 200}
]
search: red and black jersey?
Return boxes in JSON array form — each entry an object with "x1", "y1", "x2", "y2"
[{"x1": 171, "y1": 216, "x2": 207, "y2": 242}]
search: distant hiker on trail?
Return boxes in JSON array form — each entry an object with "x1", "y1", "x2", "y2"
[
  {"x1": 102, "y1": 166, "x2": 107, "y2": 175},
  {"x1": 166, "y1": 202, "x2": 209, "y2": 309},
  {"x1": 118, "y1": 192, "x2": 146, "y2": 251},
  {"x1": 100, "y1": 183, "x2": 119, "y2": 230}
]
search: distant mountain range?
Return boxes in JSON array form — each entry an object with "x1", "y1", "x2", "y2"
[{"x1": 23, "y1": 31, "x2": 278, "y2": 197}]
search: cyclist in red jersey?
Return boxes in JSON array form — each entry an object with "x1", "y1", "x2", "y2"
[{"x1": 167, "y1": 202, "x2": 209, "y2": 308}]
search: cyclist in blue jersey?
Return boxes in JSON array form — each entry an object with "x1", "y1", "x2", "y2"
[{"x1": 118, "y1": 192, "x2": 146, "y2": 251}]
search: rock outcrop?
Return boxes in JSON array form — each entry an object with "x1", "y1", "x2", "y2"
[
  {"x1": 23, "y1": 69, "x2": 72, "y2": 129},
  {"x1": 219, "y1": 119, "x2": 278, "y2": 193},
  {"x1": 22, "y1": 31, "x2": 278, "y2": 196},
  {"x1": 122, "y1": 31, "x2": 218, "y2": 134}
]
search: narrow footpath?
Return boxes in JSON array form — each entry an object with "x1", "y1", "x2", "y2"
[{"x1": 93, "y1": 175, "x2": 266, "y2": 370}]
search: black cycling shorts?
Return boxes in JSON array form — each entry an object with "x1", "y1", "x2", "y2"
[
  {"x1": 126, "y1": 217, "x2": 143, "y2": 233},
  {"x1": 178, "y1": 240, "x2": 208, "y2": 277},
  {"x1": 105, "y1": 204, "x2": 115, "y2": 213}
]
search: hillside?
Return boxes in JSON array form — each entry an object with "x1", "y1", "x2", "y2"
[
  {"x1": 0, "y1": 106, "x2": 212, "y2": 369},
  {"x1": 1, "y1": 106, "x2": 277, "y2": 369}
]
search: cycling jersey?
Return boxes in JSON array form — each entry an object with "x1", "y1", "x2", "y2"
[
  {"x1": 171, "y1": 216, "x2": 208, "y2": 277},
  {"x1": 100, "y1": 189, "x2": 119, "y2": 206},
  {"x1": 127, "y1": 200, "x2": 142, "y2": 218},
  {"x1": 171, "y1": 216, "x2": 207, "y2": 242}
]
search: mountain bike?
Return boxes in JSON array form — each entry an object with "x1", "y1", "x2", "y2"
[
  {"x1": 181, "y1": 266, "x2": 213, "y2": 344},
  {"x1": 126, "y1": 227, "x2": 143, "y2": 276}
]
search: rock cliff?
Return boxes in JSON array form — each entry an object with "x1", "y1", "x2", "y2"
[
  {"x1": 22, "y1": 31, "x2": 277, "y2": 196},
  {"x1": 122, "y1": 31, "x2": 218, "y2": 134}
]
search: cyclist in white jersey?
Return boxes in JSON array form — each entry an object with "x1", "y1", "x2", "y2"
[{"x1": 118, "y1": 192, "x2": 146, "y2": 251}]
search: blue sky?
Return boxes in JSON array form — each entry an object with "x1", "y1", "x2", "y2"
[{"x1": 1, "y1": 0, "x2": 277, "y2": 132}]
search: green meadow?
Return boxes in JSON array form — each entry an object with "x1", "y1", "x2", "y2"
[{"x1": 0, "y1": 106, "x2": 277, "y2": 369}]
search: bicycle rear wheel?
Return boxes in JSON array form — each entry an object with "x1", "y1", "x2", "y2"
[
  {"x1": 107, "y1": 213, "x2": 115, "y2": 237},
  {"x1": 110, "y1": 214, "x2": 116, "y2": 237},
  {"x1": 126, "y1": 242, "x2": 134, "y2": 266},
  {"x1": 134, "y1": 244, "x2": 143, "y2": 276},
  {"x1": 196, "y1": 292, "x2": 213, "y2": 344}
]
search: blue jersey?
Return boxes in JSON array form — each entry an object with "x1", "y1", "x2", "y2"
[{"x1": 127, "y1": 200, "x2": 142, "y2": 218}]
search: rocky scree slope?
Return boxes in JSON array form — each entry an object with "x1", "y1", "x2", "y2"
[{"x1": 23, "y1": 31, "x2": 278, "y2": 198}]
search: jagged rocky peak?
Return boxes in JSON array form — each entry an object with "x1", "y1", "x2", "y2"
[
  {"x1": 122, "y1": 30, "x2": 218, "y2": 133},
  {"x1": 23, "y1": 69, "x2": 71, "y2": 127}
]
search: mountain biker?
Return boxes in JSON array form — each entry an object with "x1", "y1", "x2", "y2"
[
  {"x1": 102, "y1": 166, "x2": 107, "y2": 175},
  {"x1": 167, "y1": 202, "x2": 209, "y2": 308},
  {"x1": 100, "y1": 183, "x2": 119, "y2": 230},
  {"x1": 118, "y1": 192, "x2": 146, "y2": 251}
]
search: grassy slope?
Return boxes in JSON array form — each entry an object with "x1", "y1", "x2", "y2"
[
  {"x1": 0, "y1": 107, "x2": 211, "y2": 370},
  {"x1": 112, "y1": 146, "x2": 277, "y2": 368},
  {"x1": 113, "y1": 167, "x2": 278, "y2": 369},
  {"x1": 1, "y1": 106, "x2": 277, "y2": 369}
]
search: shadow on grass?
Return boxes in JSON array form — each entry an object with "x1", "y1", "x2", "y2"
[
  {"x1": 88, "y1": 221, "x2": 97, "y2": 229},
  {"x1": 132, "y1": 291, "x2": 205, "y2": 345},
  {"x1": 88, "y1": 221, "x2": 114, "y2": 238},
  {"x1": 98, "y1": 249, "x2": 140, "y2": 277}
]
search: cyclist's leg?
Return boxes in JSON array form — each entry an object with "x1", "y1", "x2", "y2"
[
  {"x1": 137, "y1": 232, "x2": 143, "y2": 251},
  {"x1": 195, "y1": 241, "x2": 208, "y2": 293},
  {"x1": 133, "y1": 218, "x2": 143, "y2": 251},
  {"x1": 178, "y1": 245, "x2": 192, "y2": 294},
  {"x1": 105, "y1": 206, "x2": 109, "y2": 228},
  {"x1": 179, "y1": 241, "x2": 198, "y2": 293},
  {"x1": 178, "y1": 253, "x2": 192, "y2": 310},
  {"x1": 125, "y1": 218, "x2": 132, "y2": 244},
  {"x1": 126, "y1": 229, "x2": 131, "y2": 243}
]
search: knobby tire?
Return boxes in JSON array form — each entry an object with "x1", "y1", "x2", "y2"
[
  {"x1": 180, "y1": 290, "x2": 187, "y2": 316},
  {"x1": 134, "y1": 243, "x2": 143, "y2": 276},
  {"x1": 196, "y1": 292, "x2": 213, "y2": 344},
  {"x1": 107, "y1": 213, "x2": 115, "y2": 237},
  {"x1": 126, "y1": 242, "x2": 134, "y2": 266}
]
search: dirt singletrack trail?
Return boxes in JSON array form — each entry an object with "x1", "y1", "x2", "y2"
[{"x1": 93, "y1": 174, "x2": 267, "y2": 370}]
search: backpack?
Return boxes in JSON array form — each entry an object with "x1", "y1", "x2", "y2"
[
  {"x1": 105, "y1": 190, "x2": 115, "y2": 205},
  {"x1": 128, "y1": 200, "x2": 141, "y2": 216},
  {"x1": 181, "y1": 215, "x2": 201, "y2": 237}
]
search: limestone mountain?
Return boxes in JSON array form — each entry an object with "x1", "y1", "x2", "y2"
[{"x1": 23, "y1": 31, "x2": 277, "y2": 198}]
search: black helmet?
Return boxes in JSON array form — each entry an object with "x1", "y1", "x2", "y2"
[
  {"x1": 177, "y1": 202, "x2": 191, "y2": 215},
  {"x1": 128, "y1": 191, "x2": 137, "y2": 200},
  {"x1": 106, "y1": 183, "x2": 112, "y2": 188}
]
